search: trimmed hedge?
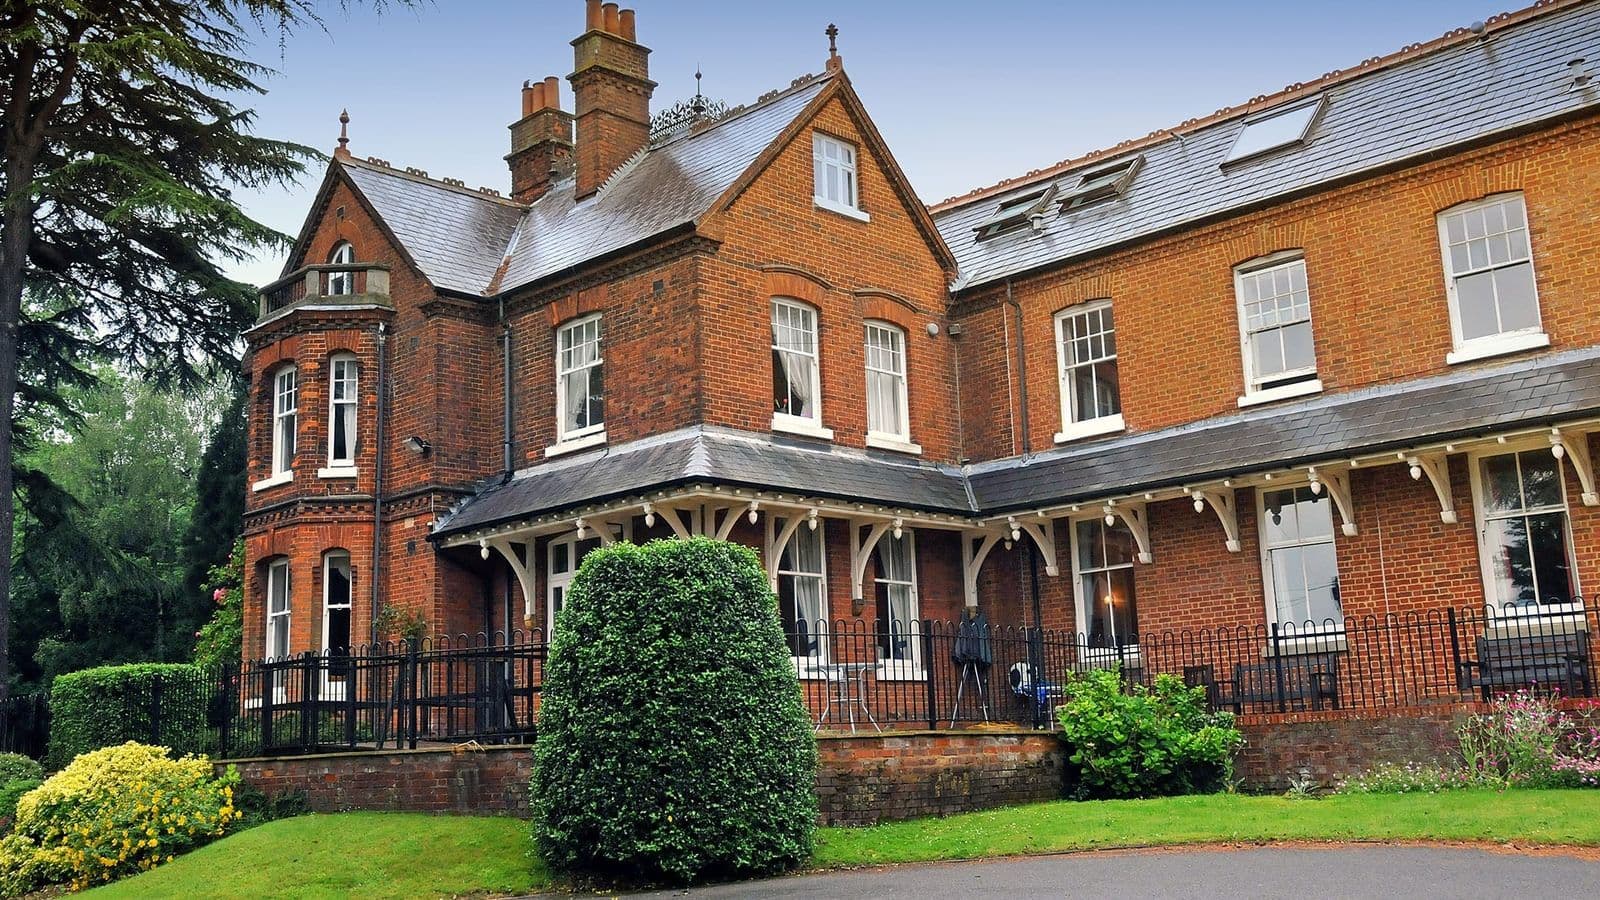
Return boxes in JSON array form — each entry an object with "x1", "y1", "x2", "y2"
[
  {"x1": 531, "y1": 538, "x2": 817, "y2": 885},
  {"x1": 46, "y1": 663, "x2": 210, "y2": 769}
]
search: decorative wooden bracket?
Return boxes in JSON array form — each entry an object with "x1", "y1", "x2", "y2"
[
  {"x1": 1311, "y1": 468, "x2": 1358, "y2": 536},
  {"x1": 849, "y1": 521, "x2": 892, "y2": 601},
  {"x1": 1192, "y1": 488, "x2": 1242, "y2": 552},
  {"x1": 714, "y1": 501, "x2": 761, "y2": 539},
  {"x1": 961, "y1": 530, "x2": 1005, "y2": 607},
  {"x1": 764, "y1": 513, "x2": 809, "y2": 590},
  {"x1": 1407, "y1": 452, "x2": 1458, "y2": 524},
  {"x1": 1107, "y1": 503, "x2": 1154, "y2": 564},
  {"x1": 486, "y1": 539, "x2": 536, "y2": 617},
  {"x1": 1551, "y1": 428, "x2": 1600, "y2": 506},
  {"x1": 1010, "y1": 517, "x2": 1061, "y2": 575}
]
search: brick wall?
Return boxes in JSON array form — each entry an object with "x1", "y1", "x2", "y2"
[
  {"x1": 1234, "y1": 705, "x2": 1471, "y2": 792},
  {"x1": 221, "y1": 729, "x2": 1063, "y2": 826}
]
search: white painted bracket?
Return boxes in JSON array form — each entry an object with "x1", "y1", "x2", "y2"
[
  {"x1": 961, "y1": 530, "x2": 1004, "y2": 608},
  {"x1": 1108, "y1": 503, "x2": 1154, "y2": 564},
  {"x1": 1011, "y1": 518, "x2": 1061, "y2": 575},
  {"x1": 715, "y1": 501, "x2": 761, "y2": 539},
  {"x1": 1407, "y1": 452, "x2": 1458, "y2": 524},
  {"x1": 657, "y1": 505, "x2": 693, "y2": 540},
  {"x1": 1192, "y1": 488, "x2": 1242, "y2": 553},
  {"x1": 1551, "y1": 428, "x2": 1600, "y2": 506},
  {"x1": 849, "y1": 521, "x2": 892, "y2": 601},
  {"x1": 764, "y1": 513, "x2": 808, "y2": 590},
  {"x1": 487, "y1": 539, "x2": 536, "y2": 618},
  {"x1": 1314, "y1": 468, "x2": 1358, "y2": 536}
]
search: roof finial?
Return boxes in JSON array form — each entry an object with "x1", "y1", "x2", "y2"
[
  {"x1": 825, "y1": 23, "x2": 843, "y2": 72},
  {"x1": 334, "y1": 109, "x2": 351, "y2": 159},
  {"x1": 694, "y1": 64, "x2": 703, "y2": 99}
]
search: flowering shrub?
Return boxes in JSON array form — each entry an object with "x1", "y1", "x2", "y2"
[
  {"x1": 1338, "y1": 761, "x2": 1492, "y2": 794},
  {"x1": 0, "y1": 742, "x2": 240, "y2": 896},
  {"x1": 192, "y1": 540, "x2": 243, "y2": 669}
]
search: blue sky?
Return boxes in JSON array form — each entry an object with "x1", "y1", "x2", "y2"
[{"x1": 229, "y1": 0, "x2": 1494, "y2": 286}]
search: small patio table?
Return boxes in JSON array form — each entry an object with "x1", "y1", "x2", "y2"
[{"x1": 815, "y1": 662, "x2": 880, "y2": 733}]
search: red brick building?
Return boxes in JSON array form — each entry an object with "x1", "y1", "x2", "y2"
[{"x1": 244, "y1": 1, "x2": 1600, "y2": 710}]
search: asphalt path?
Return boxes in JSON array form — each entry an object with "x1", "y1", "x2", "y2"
[{"x1": 630, "y1": 845, "x2": 1600, "y2": 898}]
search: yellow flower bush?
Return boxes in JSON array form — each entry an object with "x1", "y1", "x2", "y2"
[{"x1": 0, "y1": 742, "x2": 240, "y2": 896}]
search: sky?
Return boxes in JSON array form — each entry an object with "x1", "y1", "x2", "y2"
[{"x1": 226, "y1": 0, "x2": 1499, "y2": 286}]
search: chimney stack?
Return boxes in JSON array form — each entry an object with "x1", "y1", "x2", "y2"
[
  {"x1": 570, "y1": 0, "x2": 655, "y2": 198},
  {"x1": 507, "y1": 75, "x2": 574, "y2": 204}
]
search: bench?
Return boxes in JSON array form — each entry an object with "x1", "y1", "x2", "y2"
[
  {"x1": 1212, "y1": 654, "x2": 1340, "y2": 713},
  {"x1": 1456, "y1": 629, "x2": 1592, "y2": 700}
]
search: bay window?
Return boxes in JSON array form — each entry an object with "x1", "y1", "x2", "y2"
[
  {"x1": 1473, "y1": 448, "x2": 1577, "y2": 613},
  {"x1": 777, "y1": 524, "x2": 828, "y2": 668},
  {"x1": 1055, "y1": 301, "x2": 1123, "y2": 442},
  {"x1": 1437, "y1": 193, "x2": 1545, "y2": 363},
  {"x1": 327, "y1": 354, "x2": 358, "y2": 470},
  {"x1": 1259, "y1": 486, "x2": 1343, "y2": 631},
  {"x1": 266, "y1": 558, "x2": 291, "y2": 670},
  {"x1": 1073, "y1": 518, "x2": 1140, "y2": 654},
  {"x1": 556, "y1": 314, "x2": 604, "y2": 444},
  {"x1": 272, "y1": 367, "x2": 297, "y2": 476},
  {"x1": 322, "y1": 551, "x2": 352, "y2": 695}
]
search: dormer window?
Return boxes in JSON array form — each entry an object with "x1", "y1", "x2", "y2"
[
  {"x1": 326, "y1": 242, "x2": 355, "y2": 296},
  {"x1": 1060, "y1": 155, "x2": 1143, "y2": 210},
  {"x1": 975, "y1": 186, "x2": 1057, "y2": 238},
  {"x1": 1223, "y1": 95, "x2": 1326, "y2": 165}
]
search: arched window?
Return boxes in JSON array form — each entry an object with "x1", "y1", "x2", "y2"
[
  {"x1": 327, "y1": 242, "x2": 355, "y2": 296},
  {"x1": 322, "y1": 550, "x2": 353, "y2": 697},
  {"x1": 327, "y1": 354, "x2": 359, "y2": 469},
  {"x1": 265, "y1": 558, "x2": 292, "y2": 662}
]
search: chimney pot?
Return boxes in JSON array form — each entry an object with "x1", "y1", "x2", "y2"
[
  {"x1": 585, "y1": 0, "x2": 603, "y2": 31},
  {"x1": 619, "y1": 8, "x2": 636, "y2": 41},
  {"x1": 530, "y1": 81, "x2": 547, "y2": 112},
  {"x1": 521, "y1": 81, "x2": 537, "y2": 116},
  {"x1": 602, "y1": 2, "x2": 619, "y2": 33},
  {"x1": 543, "y1": 76, "x2": 561, "y2": 109},
  {"x1": 571, "y1": 0, "x2": 653, "y2": 198}
]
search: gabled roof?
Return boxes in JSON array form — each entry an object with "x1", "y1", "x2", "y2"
[{"x1": 934, "y1": 0, "x2": 1600, "y2": 293}]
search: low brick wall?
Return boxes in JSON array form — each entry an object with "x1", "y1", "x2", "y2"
[
  {"x1": 1235, "y1": 704, "x2": 1477, "y2": 791},
  {"x1": 220, "y1": 728, "x2": 1063, "y2": 826}
]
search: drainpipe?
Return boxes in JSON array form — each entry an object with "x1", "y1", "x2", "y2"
[
  {"x1": 500, "y1": 297, "x2": 514, "y2": 481},
  {"x1": 369, "y1": 322, "x2": 388, "y2": 644},
  {"x1": 1027, "y1": 542, "x2": 1045, "y2": 727},
  {"x1": 1004, "y1": 279, "x2": 1031, "y2": 455}
]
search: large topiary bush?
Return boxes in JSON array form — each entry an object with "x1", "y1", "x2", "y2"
[
  {"x1": 1056, "y1": 668, "x2": 1243, "y2": 799},
  {"x1": 0, "y1": 742, "x2": 240, "y2": 895},
  {"x1": 531, "y1": 538, "x2": 817, "y2": 885},
  {"x1": 47, "y1": 663, "x2": 210, "y2": 769}
]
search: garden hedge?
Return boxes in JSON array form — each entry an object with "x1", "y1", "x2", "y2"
[
  {"x1": 46, "y1": 663, "x2": 210, "y2": 769},
  {"x1": 531, "y1": 538, "x2": 817, "y2": 885}
]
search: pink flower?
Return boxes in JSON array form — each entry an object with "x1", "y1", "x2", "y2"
[{"x1": 213, "y1": 588, "x2": 226, "y2": 604}]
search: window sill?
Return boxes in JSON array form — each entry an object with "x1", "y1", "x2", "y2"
[
  {"x1": 1262, "y1": 633, "x2": 1348, "y2": 656},
  {"x1": 866, "y1": 433, "x2": 922, "y2": 455},
  {"x1": 316, "y1": 466, "x2": 359, "y2": 480},
  {"x1": 772, "y1": 414, "x2": 834, "y2": 441},
  {"x1": 1072, "y1": 648, "x2": 1142, "y2": 670},
  {"x1": 1485, "y1": 609, "x2": 1587, "y2": 637},
  {"x1": 1446, "y1": 331, "x2": 1549, "y2": 365},
  {"x1": 251, "y1": 471, "x2": 294, "y2": 492},
  {"x1": 544, "y1": 431, "x2": 607, "y2": 458},
  {"x1": 1054, "y1": 413, "x2": 1125, "y2": 444},
  {"x1": 813, "y1": 199, "x2": 870, "y2": 223},
  {"x1": 1238, "y1": 378, "x2": 1323, "y2": 408},
  {"x1": 875, "y1": 664, "x2": 927, "y2": 682}
]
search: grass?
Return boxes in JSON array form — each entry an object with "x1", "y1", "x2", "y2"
[{"x1": 84, "y1": 791, "x2": 1600, "y2": 898}]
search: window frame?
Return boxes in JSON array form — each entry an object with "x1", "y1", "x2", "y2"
[
  {"x1": 272, "y1": 366, "x2": 298, "y2": 476},
  {"x1": 320, "y1": 550, "x2": 353, "y2": 698},
  {"x1": 545, "y1": 530, "x2": 607, "y2": 642},
  {"x1": 1467, "y1": 442, "x2": 1582, "y2": 619},
  {"x1": 1222, "y1": 95, "x2": 1326, "y2": 166},
  {"x1": 1436, "y1": 193, "x2": 1547, "y2": 365},
  {"x1": 1059, "y1": 155, "x2": 1144, "y2": 210},
  {"x1": 771, "y1": 298, "x2": 832, "y2": 439},
  {"x1": 1069, "y1": 515, "x2": 1142, "y2": 664},
  {"x1": 1255, "y1": 481, "x2": 1346, "y2": 640},
  {"x1": 325, "y1": 354, "x2": 359, "y2": 472},
  {"x1": 863, "y1": 320, "x2": 913, "y2": 448},
  {"x1": 1053, "y1": 299, "x2": 1125, "y2": 443},
  {"x1": 265, "y1": 558, "x2": 291, "y2": 661},
  {"x1": 1233, "y1": 251, "x2": 1324, "y2": 406},
  {"x1": 975, "y1": 185, "x2": 1057, "y2": 238},
  {"x1": 554, "y1": 313, "x2": 605, "y2": 446},
  {"x1": 326, "y1": 242, "x2": 355, "y2": 296},
  {"x1": 812, "y1": 132, "x2": 866, "y2": 220},
  {"x1": 776, "y1": 521, "x2": 831, "y2": 675},
  {"x1": 872, "y1": 531, "x2": 923, "y2": 680}
]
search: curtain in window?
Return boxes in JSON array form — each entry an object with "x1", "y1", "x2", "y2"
[
  {"x1": 772, "y1": 303, "x2": 817, "y2": 419},
  {"x1": 778, "y1": 527, "x2": 826, "y2": 660}
]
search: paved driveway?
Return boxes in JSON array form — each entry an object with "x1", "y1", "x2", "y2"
[{"x1": 632, "y1": 845, "x2": 1600, "y2": 899}]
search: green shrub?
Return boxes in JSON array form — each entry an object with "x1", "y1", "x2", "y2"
[
  {"x1": 1055, "y1": 668, "x2": 1243, "y2": 799},
  {"x1": 0, "y1": 780, "x2": 40, "y2": 823},
  {"x1": 1338, "y1": 761, "x2": 1489, "y2": 794},
  {"x1": 47, "y1": 664, "x2": 210, "y2": 769},
  {"x1": 192, "y1": 540, "x2": 244, "y2": 669},
  {"x1": 531, "y1": 538, "x2": 817, "y2": 885},
  {"x1": 0, "y1": 742, "x2": 240, "y2": 895},
  {"x1": 0, "y1": 757, "x2": 41, "y2": 789}
]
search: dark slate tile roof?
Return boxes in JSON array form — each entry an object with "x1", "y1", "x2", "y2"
[
  {"x1": 934, "y1": 1, "x2": 1600, "y2": 292},
  {"x1": 432, "y1": 425, "x2": 972, "y2": 538},
  {"x1": 341, "y1": 161, "x2": 525, "y2": 295},
  {"x1": 968, "y1": 346, "x2": 1600, "y2": 513},
  {"x1": 335, "y1": 75, "x2": 831, "y2": 296},
  {"x1": 434, "y1": 347, "x2": 1600, "y2": 534}
]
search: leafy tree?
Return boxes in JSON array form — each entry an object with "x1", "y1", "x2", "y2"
[
  {"x1": 180, "y1": 375, "x2": 246, "y2": 641},
  {"x1": 0, "y1": 1, "x2": 414, "y2": 695}
]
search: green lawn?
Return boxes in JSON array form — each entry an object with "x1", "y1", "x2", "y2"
[{"x1": 85, "y1": 791, "x2": 1600, "y2": 898}]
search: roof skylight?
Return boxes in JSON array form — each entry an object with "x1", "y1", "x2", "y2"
[
  {"x1": 975, "y1": 185, "x2": 1058, "y2": 238},
  {"x1": 1059, "y1": 154, "x2": 1144, "y2": 210},
  {"x1": 1223, "y1": 95, "x2": 1326, "y2": 165}
]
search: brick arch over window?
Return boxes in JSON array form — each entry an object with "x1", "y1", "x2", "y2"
[
  {"x1": 855, "y1": 289, "x2": 921, "y2": 333},
  {"x1": 547, "y1": 284, "x2": 608, "y2": 327},
  {"x1": 1222, "y1": 222, "x2": 1308, "y2": 268},
  {"x1": 762, "y1": 265, "x2": 832, "y2": 307},
  {"x1": 1421, "y1": 160, "x2": 1528, "y2": 213}
]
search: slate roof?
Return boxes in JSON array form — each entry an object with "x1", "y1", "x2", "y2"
[
  {"x1": 435, "y1": 347, "x2": 1600, "y2": 536},
  {"x1": 432, "y1": 425, "x2": 972, "y2": 538},
  {"x1": 934, "y1": 0, "x2": 1600, "y2": 292},
  {"x1": 326, "y1": 75, "x2": 831, "y2": 296}
]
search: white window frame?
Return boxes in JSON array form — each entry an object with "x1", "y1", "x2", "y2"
[
  {"x1": 873, "y1": 531, "x2": 923, "y2": 680},
  {"x1": 326, "y1": 242, "x2": 355, "y2": 296},
  {"x1": 545, "y1": 529, "x2": 611, "y2": 642},
  {"x1": 265, "y1": 557, "x2": 291, "y2": 661},
  {"x1": 812, "y1": 133, "x2": 868, "y2": 221},
  {"x1": 1054, "y1": 300, "x2": 1124, "y2": 443},
  {"x1": 771, "y1": 298, "x2": 832, "y2": 439},
  {"x1": 1436, "y1": 193, "x2": 1547, "y2": 365},
  {"x1": 270, "y1": 366, "x2": 297, "y2": 480},
  {"x1": 776, "y1": 521, "x2": 830, "y2": 676},
  {"x1": 322, "y1": 354, "x2": 359, "y2": 476},
  {"x1": 1069, "y1": 516, "x2": 1141, "y2": 665},
  {"x1": 321, "y1": 550, "x2": 353, "y2": 699},
  {"x1": 1468, "y1": 442, "x2": 1582, "y2": 620},
  {"x1": 1256, "y1": 482, "x2": 1346, "y2": 642},
  {"x1": 864, "y1": 321, "x2": 917, "y2": 453},
  {"x1": 1234, "y1": 252, "x2": 1324, "y2": 407},
  {"x1": 554, "y1": 314, "x2": 605, "y2": 447}
]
